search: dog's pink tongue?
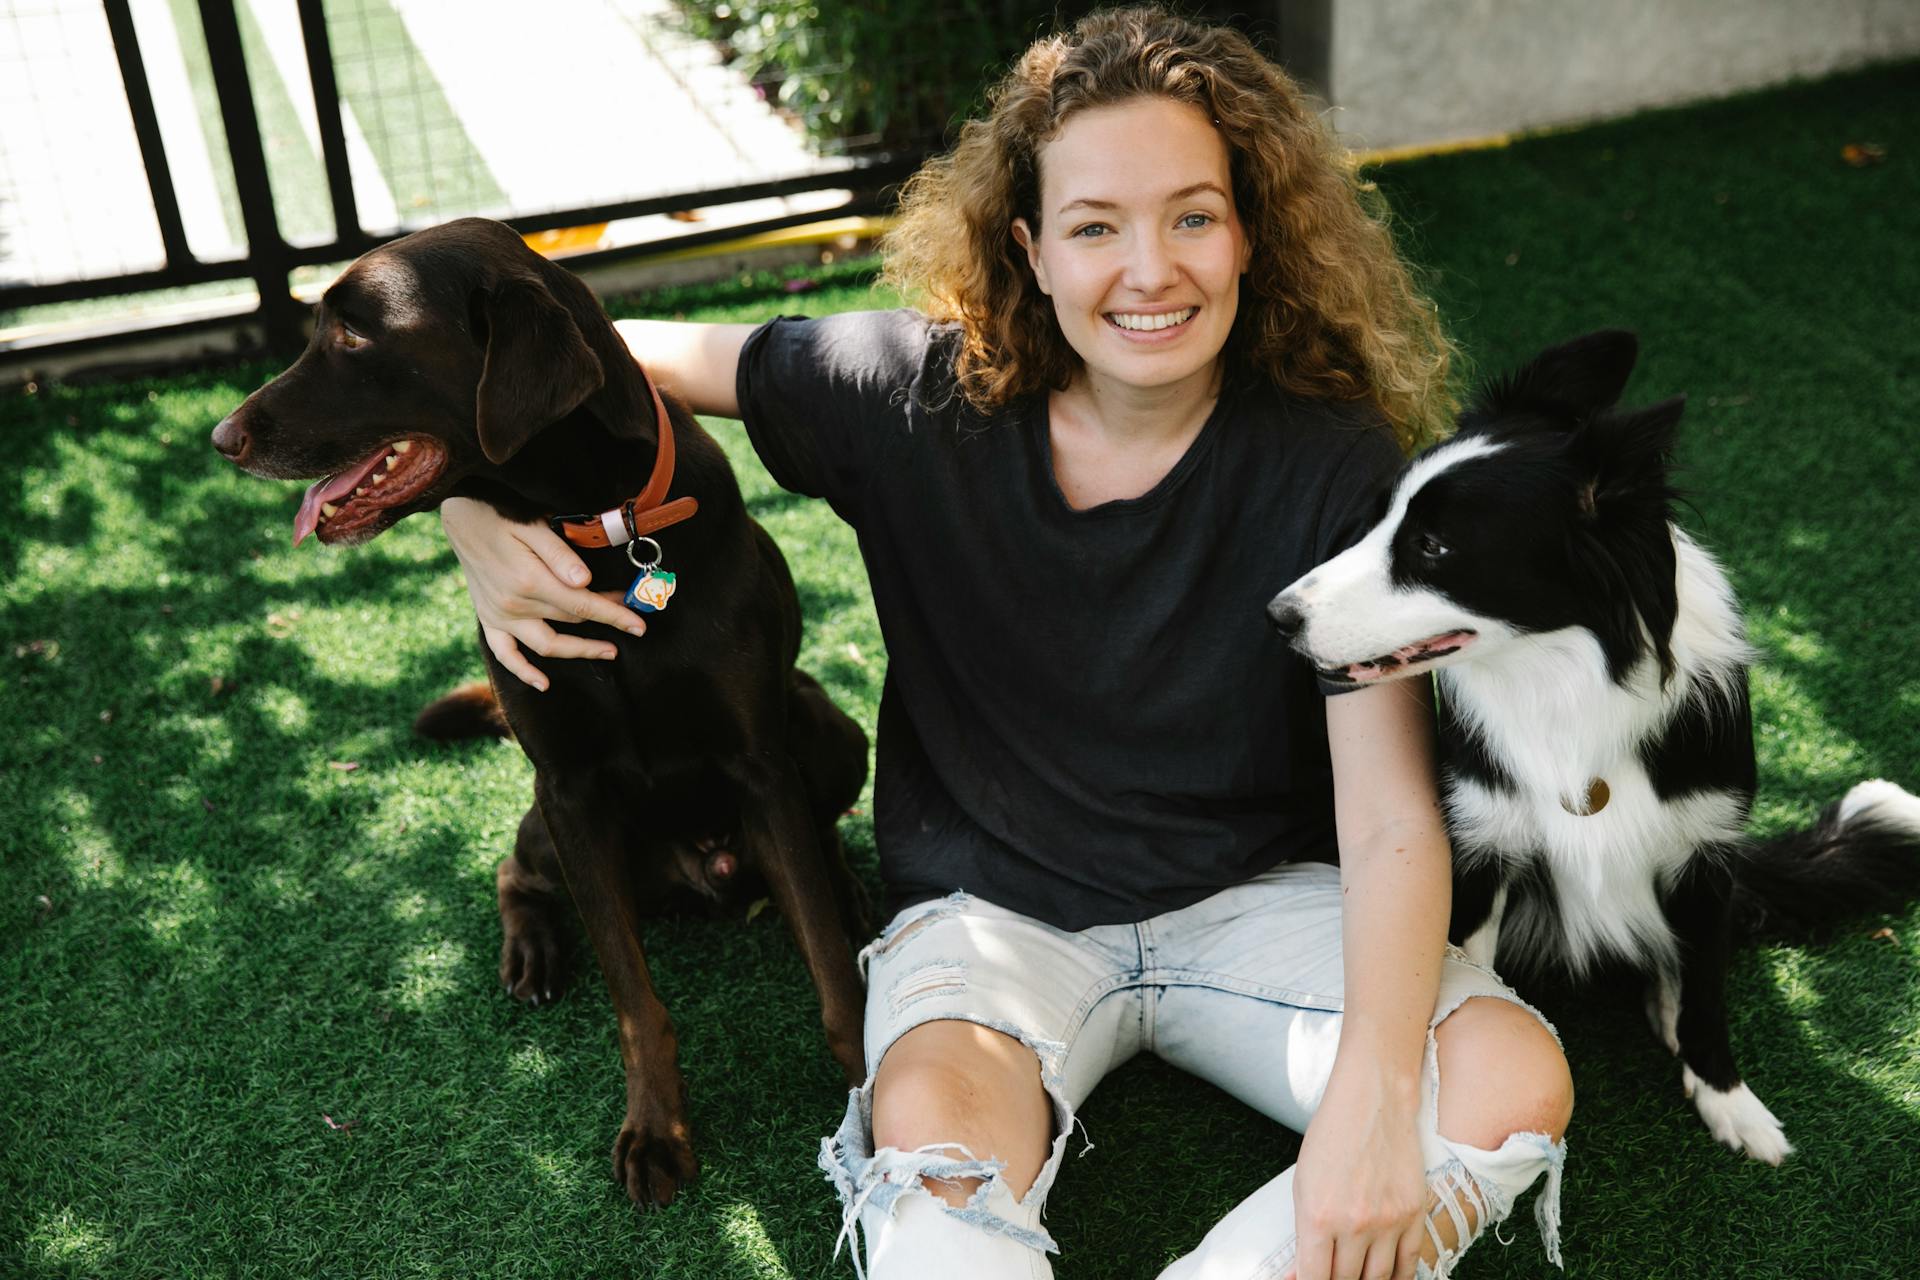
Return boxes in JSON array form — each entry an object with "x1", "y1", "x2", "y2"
[
  {"x1": 291, "y1": 446, "x2": 393, "y2": 546},
  {"x1": 292, "y1": 480, "x2": 333, "y2": 547}
]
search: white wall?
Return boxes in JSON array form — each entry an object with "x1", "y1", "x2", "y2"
[{"x1": 1326, "y1": 0, "x2": 1920, "y2": 151}]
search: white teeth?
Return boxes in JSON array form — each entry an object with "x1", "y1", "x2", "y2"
[
  {"x1": 353, "y1": 488, "x2": 366, "y2": 497},
  {"x1": 1109, "y1": 308, "x2": 1195, "y2": 332},
  {"x1": 384, "y1": 455, "x2": 399, "y2": 470},
  {"x1": 371, "y1": 472, "x2": 386, "y2": 485},
  {"x1": 391, "y1": 440, "x2": 413, "y2": 453},
  {"x1": 320, "y1": 502, "x2": 339, "y2": 518}
]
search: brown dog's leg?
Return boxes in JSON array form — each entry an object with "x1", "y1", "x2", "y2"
[
  {"x1": 497, "y1": 804, "x2": 573, "y2": 1005},
  {"x1": 735, "y1": 755, "x2": 867, "y2": 1084},
  {"x1": 787, "y1": 670, "x2": 873, "y2": 941},
  {"x1": 533, "y1": 771, "x2": 699, "y2": 1208}
]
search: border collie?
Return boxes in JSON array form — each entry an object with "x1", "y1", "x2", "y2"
[{"x1": 1267, "y1": 330, "x2": 1920, "y2": 1163}]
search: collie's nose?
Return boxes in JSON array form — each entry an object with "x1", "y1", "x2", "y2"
[
  {"x1": 1266, "y1": 597, "x2": 1306, "y2": 638},
  {"x1": 211, "y1": 413, "x2": 251, "y2": 462}
]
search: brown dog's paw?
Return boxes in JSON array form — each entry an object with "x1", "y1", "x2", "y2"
[
  {"x1": 498, "y1": 914, "x2": 570, "y2": 1005},
  {"x1": 496, "y1": 857, "x2": 571, "y2": 1005},
  {"x1": 613, "y1": 1109, "x2": 699, "y2": 1208}
]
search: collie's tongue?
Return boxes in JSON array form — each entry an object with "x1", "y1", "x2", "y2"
[
  {"x1": 292, "y1": 445, "x2": 395, "y2": 546},
  {"x1": 1348, "y1": 630, "x2": 1476, "y2": 681}
]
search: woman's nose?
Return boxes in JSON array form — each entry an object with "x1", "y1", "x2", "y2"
[{"x1": 1121, "y1": 231, "x2": 1179, "y2": 292}]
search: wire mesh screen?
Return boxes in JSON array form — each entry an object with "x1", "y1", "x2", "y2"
[{"x1": 0, "y1": 2, "x2": 166, "y2": 288}]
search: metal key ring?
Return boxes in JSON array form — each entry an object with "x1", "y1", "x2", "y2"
[{"x1": 625, "y1": 536, "x2": 663, "y2": 570}]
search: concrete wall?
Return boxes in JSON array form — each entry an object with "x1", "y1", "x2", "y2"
[{"x1": 1325, "y1": 0, "x2": 1920, "y2": 151}]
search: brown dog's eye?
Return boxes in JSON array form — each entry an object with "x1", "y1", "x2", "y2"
[{"x1": 339, "y1": 322, "x2": 367, "y2": 350}]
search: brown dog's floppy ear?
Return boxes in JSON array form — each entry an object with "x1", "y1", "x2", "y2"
[{"x1": 473, "y1": 271, "x2": 605, "y2": 464}]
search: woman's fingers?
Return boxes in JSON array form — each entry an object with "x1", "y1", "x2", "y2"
[
  {"x1": 556, "y1": 586, "x2": 649, "y2": 637},
  {"x1": 1394, "y1": 1227, "x2": 1425, "y2": 1280},
  {"x1": 1358, "y1": 1234, "x2": 1400, "y2": 1280},
  {"x1": 484, "y1": 625, "x2": 549, "y2": 692},
  {"x1": 520, "y1": 519, "x2": 593, "y2": 588},
  {"x1": 1291, "y1": 1226, "x2": 1332, "y2": 1280},
  {"x1": 520, "y1": 623, "x2": 621, "y2": 662}
]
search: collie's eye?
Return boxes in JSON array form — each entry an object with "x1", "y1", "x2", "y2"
[
  {"x1": 1416, "y1": 533, "x2": 1450, "y2": 559},
  {"x1": 339, "y1": 322, "x2": 367, "y2": 350}
]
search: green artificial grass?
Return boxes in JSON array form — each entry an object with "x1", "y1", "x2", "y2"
[{"x1": 4, "y1": 61, "x2": 1918, "y2": 1278}]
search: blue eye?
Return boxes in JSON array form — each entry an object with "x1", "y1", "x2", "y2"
[
  {"x1": 1179, "y1": 213, "x2": 1214, "y2": 230},
  {"x1": 1071, "y1": 223, "x2": 1110, "y2": 239}
]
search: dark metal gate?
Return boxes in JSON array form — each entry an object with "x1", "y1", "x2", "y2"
[{"x1": 0, "y1": 0, "x2": 926, "y2": 373}]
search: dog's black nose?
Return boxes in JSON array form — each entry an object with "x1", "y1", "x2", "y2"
[
  {"x1": 211, "y1": 413, "x2": 251, "y2": 462},
  {"x1": 1266, "y1": 599, "x2": 1306, "y2": 638}
]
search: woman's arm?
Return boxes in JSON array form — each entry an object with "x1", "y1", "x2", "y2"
[
  {"x1": 1290, "y1": 677, "x2": 1451, "y2": 1280},
  {"x1": 611, "y1": 319, "x2": 755, "y2": 417},
  {"x1": 440, "y1": 320, "x2": 757, "y2": 688}
]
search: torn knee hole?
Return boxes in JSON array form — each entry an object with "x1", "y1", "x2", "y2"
[{"x1": 1419, "y1": 1164, "x2": 1491, "y2": 1275}]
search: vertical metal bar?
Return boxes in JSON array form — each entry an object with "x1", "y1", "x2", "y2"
[
  {"x1": 1275, "y1": 0, "x2": 1334, "y2": 103},
  {"x1": 196, "y1": 0, "x2": 308, "y2": 353},
  {"x1": 295, "y1": 0, "x2": 362, "y2": 245},
  {"x1": 102, "y1": 0, "x2": 195, "y2": 269}
]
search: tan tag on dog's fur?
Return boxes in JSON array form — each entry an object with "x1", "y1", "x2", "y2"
[{"x1": 1563, "y1": 777, "x2": 1611, "y2": 816}]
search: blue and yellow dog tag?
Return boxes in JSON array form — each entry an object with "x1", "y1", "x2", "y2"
[
  {"x1": 623, "y1": 536, "x2": 677, "y2": 614},
  {"x1": 625, "y1": 568, "x2": 677, "y2": 614}
]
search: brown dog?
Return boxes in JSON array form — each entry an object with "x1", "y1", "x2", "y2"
[{"x1": 211, "y1": 217, "x2": 870, "y2": 1208}]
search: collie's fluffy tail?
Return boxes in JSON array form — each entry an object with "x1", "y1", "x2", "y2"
[
  {"x1": 1734, "y1": 780, "x2": 1920, "y2": 940},
  {"x1": 413, "y1": 680, "x2": 512, "y2": 741}
]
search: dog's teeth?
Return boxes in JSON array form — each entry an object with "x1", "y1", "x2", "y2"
[
  {"x1": 320, "y1": 502, "x2": 338, "y2": 518},
  {"x1": 384, "y1": 455, "x2": 399, "y2": 470},
  {"x1": 391, "y1": 440, "x2": 413, "y2": 453},
  {"x1": 353, "y1": 487, "x2": 366, "y2": 497},
  {"x1": 371, "y1": 472, "x2": 386, "y2": 485}
]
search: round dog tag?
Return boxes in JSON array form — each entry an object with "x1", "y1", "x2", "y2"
[{"x1": 1562, "y1": 777, "x2": 1611, "y2": 817}]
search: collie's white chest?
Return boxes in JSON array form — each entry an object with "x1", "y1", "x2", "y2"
[
  {"x1": 1437, "y1": 612, "x2": 1748, "y2": 974},
  {"x1": 1444, "y1": 759, "x2": 1745, "y2": 973}
]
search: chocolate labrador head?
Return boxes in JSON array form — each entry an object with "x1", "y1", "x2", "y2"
[{"x1": 211, "y1": 217, "x2": 646, "y2": 545}]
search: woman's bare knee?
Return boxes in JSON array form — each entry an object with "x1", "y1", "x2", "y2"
[
  {"x1": 871, "y1": 1020, "x2": 1053, "y2": 1205},
  {"x1": 1434, "y1": 996, "x2": 1574, "y2": 1149}
]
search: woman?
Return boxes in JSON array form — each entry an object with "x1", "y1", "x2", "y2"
[{"x1": 444, "y1": 9, "x2": 1573, "y2": 1279}]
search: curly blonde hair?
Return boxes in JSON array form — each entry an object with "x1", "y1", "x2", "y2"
[{"x1": 880, "y1": 5, "x2": 1456, "y2": 454}]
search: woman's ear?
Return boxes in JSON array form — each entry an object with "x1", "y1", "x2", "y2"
[{"x1": 1011, "y1": 218, "x2": 1050, "y2": 295}]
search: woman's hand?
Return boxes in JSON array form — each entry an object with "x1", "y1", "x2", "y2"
[
  {"x1": 441, "y1": 496, "x2": 649, "y2": 691},
  {"x1": 1289, "y1": 1052, "x2": 1428, "y2": 1280}
]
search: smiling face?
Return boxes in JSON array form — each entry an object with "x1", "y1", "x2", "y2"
[{"x1": 1012, "y1": 96, "x2": 1250, "y2": 401}]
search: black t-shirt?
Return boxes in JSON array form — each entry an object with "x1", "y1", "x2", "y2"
[{"x1": 736, "y1": 309, "x2": 1403, "y2": 931}]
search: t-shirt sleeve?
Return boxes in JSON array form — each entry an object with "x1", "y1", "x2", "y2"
[
  {"x1": 1309, "y1": 421, "x2": 1407, "y2": 696},
  {"x1": 733, "y1": 308, "x2": 931, "y2": 522}
]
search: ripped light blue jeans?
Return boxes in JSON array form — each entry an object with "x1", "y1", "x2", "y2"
[{"x1": 819, "y1": 860, "x2": 1566, "y2": 1279}]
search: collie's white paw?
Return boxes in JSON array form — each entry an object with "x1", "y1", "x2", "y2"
[{"x1": 1684, "y1": 1068, "x2": 1794, "y2": 1165}]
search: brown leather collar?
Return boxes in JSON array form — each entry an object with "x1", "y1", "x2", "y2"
[{"x1": 548, "y1": 377, "x2": 699, "y2": 548}]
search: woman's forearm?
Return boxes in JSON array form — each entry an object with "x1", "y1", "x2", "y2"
[
  {"x1": 1336, "y1": 813, "x2": 1450, "y2": 1086},
  {"x1": 613, "y1": 319, "x2": 756, "y2": 418},
  {"x1": 1325, "y1": 680, "x2": 1452, "y2": 1084}
]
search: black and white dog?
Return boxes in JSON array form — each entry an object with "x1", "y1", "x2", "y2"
[{"x1": 1268, "y1": 331, "x2": 1920, "y2": 1164}]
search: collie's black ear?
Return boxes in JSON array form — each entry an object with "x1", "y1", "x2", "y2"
[
  {"x1": 1474, "y1": 330, "x2": 1640, "y2": 427},
  {"x1": 472, "y1": 272, "x2": 605, "y2": 464},
  {"x1": 1572, "y1": 394, "x2": 1686, "y2": 517}
]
